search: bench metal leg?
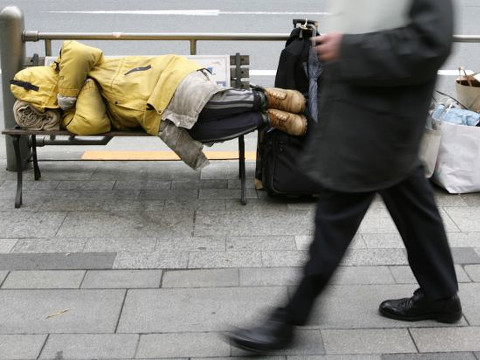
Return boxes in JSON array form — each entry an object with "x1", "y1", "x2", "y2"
[
  {"x1": 31, "y1": 135, "x2": 41, "y2": 180},
  {"x1": 11, "y1": 135, "x2": 23, "y2": 208},
  {"x1": 238, "y1": 135, "x2": 247, "y2": 205}
]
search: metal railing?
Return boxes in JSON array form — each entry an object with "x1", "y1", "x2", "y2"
[{"x1": 2, "y1": 4, "x2": 480, "y2": 170}]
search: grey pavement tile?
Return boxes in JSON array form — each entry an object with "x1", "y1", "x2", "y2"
[
  {"x1": 448, "y1": 232, "x2": 480, "y2": 247},
  {"x1": 31, "y1": 162, "x2": 98, "y2": 180},
  {"x1": 382, "y1": 352, "x2": 477, "y2": 359},
  {"x1": 189, "y1": 250, "x2": 263, "y2": 268},
  {"x1": 464, "y1": 265, "x2": 480, "y2": 281},
  {"x1": 228, "y1": 178, "x2": 256, "y2": 190},
  {"x1": 0, "y1": 335, "x2": 47, "y2": 360},
  {"x1": 329, "y1": 266, "x2": 396, "y2": 285},
  {"x1": 155, "y1": 235, "x2": 226, "y2": 252},
  {"x1": 56, "y1": 180, "x2": 116, "y2": 190},
  {"x1": 296, "y1": 235, "x2": 365, "y2": 251},
  {"x1": 231, "y1": 329, "x2": 325, "y2": 356},
  {"x1": 81, "y1": 269, "x2": 162, "y2": 288},
  {"x1": 239, "y1": 267, "x2": 301, "y2": 286},
  {"x1": 199, "y1": 188, "x2": 258, "y2": 200},
  {"x1": 434, "y1": 192, "x2": 469, "y2": 206},
  {"x1": 137, "y1": 332, "x2": 229, "y2": 358},
  {"x1": 0, "y1": 271, "x2": 8, "y2": 285},
  {"x1": 341, "y1": 249, "x2": 408, "y2": 266},
  {"x1": 37, "y1": 190, "x2": 148, "y2": 212},
  {"x1": 286, "y1": 200, "x2": 318, "y2": 211},
  {"x1": 321, "y1": 329, "x2": 416, "y2": 355},
  {"x1": 163, "y1": 198, "x2": 226, "y2": 211},
  {"x1": 307, "y1": 284, "x2": 468, "y2": 329},
  {"x1": 40, "y1": 334, "x2": 138, "y2": 360},
  {"x1": 162, "y1": 269, "x2": 239, "y2": 288},
  {"x1": 459, "y1": 283, "x2": 480, "y2": 325},
  {"x1": 12, "y1": 238, "x2": 87, "y2": 253},
  {"x1": 114, "y1": 179, "x2": 172, "y2": 190},
  {"x1": 0, "y1": 238, "x2": 17, "y2": 253},
  {"x1": 0, "y1": 211, "x2": 67, "y2": 238},
  {"x1": 193, "y1": 209, "x2": 313, "y2": 236},
  {"x1": 410, "y1": 327, "x2": 480, "y2": 352},
  {"x1": 140, "y1": 188, "x2": 199, "y2": 201},
  {"x1": 439, "y1": 208, "x2": 463, "y2": 233},
  {"x1": 0, "y1": 252, "x2": 116, "y2": 270},
  {"x1": 451, "y1": 247, "x2": 480, "y2": 264},
  {"x1": 262, "y1": 250, "x2": 308, "y2": 267},
  {"x1": 2, "y1": 270, "x2": 85, "y2": 289},
  {"x1": 0, "y1": 179, "x2": 60, "y2": 191},
  {"x1": 227, "y1": 235, "x2": 297, "y2": 251},
  {"x1": 83, "y1": 237, "x2": 157, "y2": 252},
  {"x1": 459, "y1": 192, "x2": 480, "y2": 206},
  {"x1": 225, "y1": 197, "x2": 289, "y2": 210},
  {"x1": 443, "y1": 207, "x2": 480, "y2": 232},
  {"x1": 361, "y1": 234, "x2": 404, "y2": 249},
  {"x1": 113, "y1": 251, "x2": 189, "y2": 269},
  {"x1": 0, "y1": 289, "x2": 125, "y2": 334},
  {"x1": 389, "y1": 265, "x2": 471, "y2": 284},
  {"x1": 90, "y1": 161, "x2": 200, "y2": 181},
  {"x1": 117, "y1": 287, "x2": 287, "y2": 333},
  {"x1": 357, "y1": 208, "x2": 397, "y2": 234},
  {"x1": 55, "y1": 210, "x2": 194, "y2": 238},
  {"x1": 201, "y1": 161, "x2": 249, "y2": 180},
  {"x1": 172, "y1": 178, "x2": 228, "y2": 190},
  {"x1": 359, "y1": 208, "x2": 459, "y2": 234},
  {"x1": 0, "y1": 196, "x2": 45, "y2": 211}
]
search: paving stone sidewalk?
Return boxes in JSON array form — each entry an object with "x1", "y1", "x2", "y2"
[{"x1": 0, "y1": 157, "x2": 479, "y2": 360}]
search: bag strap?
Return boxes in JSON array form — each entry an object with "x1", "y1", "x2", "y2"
[
  {"x1": 10, "y1": 79, "x2": 39, "y2": 92},
  {"x1": 434, "y1": 90, "x2": 468, "y2": 109},
  {"x1": 458, "y1": 66, "x2": 474, "y2": 87}
]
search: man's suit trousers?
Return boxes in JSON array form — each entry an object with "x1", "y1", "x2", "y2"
[{"x1": 285, "y1": 164, "x2": 459, "y2": 326}]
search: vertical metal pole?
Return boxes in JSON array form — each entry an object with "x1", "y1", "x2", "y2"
[
  {"x1": 1, "y1": 6, "x2": 30, "y2": 171},
  {"x1": 190, "y1": 40, "x2": 197, "y2": 55}
]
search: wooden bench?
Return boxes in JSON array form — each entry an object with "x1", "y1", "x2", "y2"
[{"x1": 2, "y1": 53, "x2": 250, "y2": 208}]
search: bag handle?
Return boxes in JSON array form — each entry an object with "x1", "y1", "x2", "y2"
[
  {"x1": 458, "y1": 66, "x2": 474, "y2": 87},
  {"x1": 434, "y1": 90, "x2": 468, "y2": 110}
]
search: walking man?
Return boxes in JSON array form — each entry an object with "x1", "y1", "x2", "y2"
[{"x1": 228, "y1": 0, "x2": 462, "y2": 353}]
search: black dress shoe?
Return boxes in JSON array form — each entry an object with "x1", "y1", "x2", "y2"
[
  {"x1": 379, "y1": 288, "x2": 462, "y2": 323},
  {"x1": 227, "y1": 308, "x2": 295, "y2": 354}
]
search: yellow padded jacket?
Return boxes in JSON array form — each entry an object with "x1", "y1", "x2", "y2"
[{"x1": 56, "y1": 40, "x2": 202, "y2": 135}]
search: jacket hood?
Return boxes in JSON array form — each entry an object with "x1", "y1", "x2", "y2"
[{"x1": 10, "y1": 65, "x2": 60, "y2": 111}]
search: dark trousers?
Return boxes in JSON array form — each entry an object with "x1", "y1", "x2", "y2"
[
  {"x1": 188, "y1": 89, "x2": 265, "y2": 142},
  {"x1": 285, "y1": 165, "x2": 459, "y2": 325}
]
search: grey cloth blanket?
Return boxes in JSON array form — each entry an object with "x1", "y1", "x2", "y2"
[{"x1": 13, "y1": 100, "x2": 61, "y2": 130}]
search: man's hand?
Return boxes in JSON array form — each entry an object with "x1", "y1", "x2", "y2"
[{"x1": 314, "y1": 32, "x2": 343, "y2": 62}]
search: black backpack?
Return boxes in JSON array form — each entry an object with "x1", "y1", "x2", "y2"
[{"x1": 255, "y1": 20, "x2": 322, "y2": 197}]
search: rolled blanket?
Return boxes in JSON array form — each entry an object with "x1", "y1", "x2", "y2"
[{"x1": 13, "y1": 100, "x2": 61, "y2": 130}]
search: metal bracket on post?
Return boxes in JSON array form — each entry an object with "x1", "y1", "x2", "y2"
[{"x1": 1, "y1": 6, "x2": 31, "y2": 171}]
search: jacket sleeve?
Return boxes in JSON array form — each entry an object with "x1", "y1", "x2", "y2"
[
  {"x1": 338, "y1": 0, "x2": 454, "y2": 87},
  {"x1": 56, "y1": 40, "x2": 104, "y2": 103}
]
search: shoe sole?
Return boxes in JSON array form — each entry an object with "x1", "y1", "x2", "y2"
[
  {"x1": 379, "y1": 308, "x2": 463, "y2": 324},
  {"x1": 225, "y1": 333, "x2": 293, "y2": 355}
]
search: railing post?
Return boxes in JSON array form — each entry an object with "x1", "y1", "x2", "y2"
[{"x1": 1, "y1": 6, "x2": 30, "y2": 171}]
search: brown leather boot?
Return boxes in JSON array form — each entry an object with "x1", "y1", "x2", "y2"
[
  {"x1": 264, "y1": 87, "x2": 306, "y2": 114},
  {"x1": 267, "y1": 109, "x2": 307, "y2": 136}
]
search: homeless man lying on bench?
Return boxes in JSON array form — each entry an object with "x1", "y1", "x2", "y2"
[{"x1": 10, "y1": 40, "x2": 307, "y2": 170}]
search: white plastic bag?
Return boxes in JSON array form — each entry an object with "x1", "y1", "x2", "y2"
[{"x1": 431, "y1": 119, "x2": 480, "y2": 193}]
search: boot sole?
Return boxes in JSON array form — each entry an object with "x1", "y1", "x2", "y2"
[{"x1": 379, "y1": 308, "x2": 462, "y2": 324}]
